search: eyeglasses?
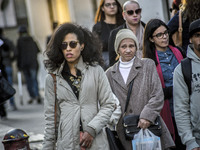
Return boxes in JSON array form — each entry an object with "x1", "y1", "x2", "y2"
[
  {"x1": 61, "y1": 41, "x2": 79, "y2": 50},
  {"x1": 104, "y1": 2, "x2": 117, "y2": 8},
  {"x1": 193, "y1": 33, "x2": 200, "y2": 38},
  {"x1": 125, "y1": 8, "x2": 142, "y2": 15},
  {"x1": 152, "y1": 30, "x2": 169, "y2": 39}
]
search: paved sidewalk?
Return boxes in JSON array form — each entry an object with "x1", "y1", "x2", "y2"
[{"x1": 0, "y1": 84, "x2": 45, "y2": 150}]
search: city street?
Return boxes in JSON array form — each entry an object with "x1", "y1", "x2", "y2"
[{"x1": 0, "y1": 84, "x2": 45, "y2": 150}]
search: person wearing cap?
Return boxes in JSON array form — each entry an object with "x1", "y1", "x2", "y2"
[
  {"x1": 106, "y1": 29, "x2": 175, "y2": 150},
  {"x1": 173, "y1": 19, "x2": 200, "y2": 150},
  {"x1": 108, "y1": 0, "x2": 145, "y2": 66}
]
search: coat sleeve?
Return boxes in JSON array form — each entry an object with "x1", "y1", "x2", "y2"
[
  {"x1": 108, "y1": 30, "x2": 117, "y2": 66},
  {"x1": 140, "y1": 59, "x2": 164, "y2": 123},
  {"x1": 86, "y1": 66, "x2": 115, "y2": 135},
  {"x1": 173, "y1": 64, "x2": 199, "y2": 150},
  {"x1": 107, "y1": 93, "x2": 122, "y2": 130},
  {"x1": 42, "y1": 74, "x2": 60, "y2": 150}
]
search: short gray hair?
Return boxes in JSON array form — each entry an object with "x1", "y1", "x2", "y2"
[{"x1": 123, "y1": 0, "x2": 140, "y2": 11}]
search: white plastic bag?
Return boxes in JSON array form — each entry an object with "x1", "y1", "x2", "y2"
[{"x1": 132, "y1": 129, "x2": 161, "y2": 150}]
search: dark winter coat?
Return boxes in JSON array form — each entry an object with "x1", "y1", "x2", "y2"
[{"x1": 17, "y1": 35, "x2": 40, "y2": 70}]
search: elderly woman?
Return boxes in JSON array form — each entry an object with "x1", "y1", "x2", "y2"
[
  {"x1": 42, "y1": 23, "x2": 115, "y2": 150},
  {"x1": 106, "y1": 29, "x2": 174, "y2": 150}
]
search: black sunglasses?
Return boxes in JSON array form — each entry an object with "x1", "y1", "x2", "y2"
[
  {"x1": 61, "y1": 41, "x2": 79, "y2": 50},
  {"x1": 125, "y1": 8, "x2": 142, "y2": 15}
]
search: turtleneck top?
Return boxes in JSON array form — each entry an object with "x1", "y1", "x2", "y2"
[{"x1": 119, "y1": 57, "x2": 135, "y2": 84}]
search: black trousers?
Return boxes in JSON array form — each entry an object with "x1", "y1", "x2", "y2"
[{"x1": 0, "y1": 103, "x2": 7, "y2": 118}]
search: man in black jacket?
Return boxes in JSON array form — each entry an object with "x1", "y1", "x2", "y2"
[
  {"x1": 108, "y1": 0, "x2": 145, "y2": 66},
  {"x1": 16, "y1": 25, "x2": 41, "y2": 104}
]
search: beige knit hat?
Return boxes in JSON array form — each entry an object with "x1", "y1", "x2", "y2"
[{"x1": 114, "y1": 29, "x2": 139, "y2": 54}]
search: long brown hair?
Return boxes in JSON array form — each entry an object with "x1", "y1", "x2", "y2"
[
  {"x1": 94, "y1": 0, "x2": 124, "y2": 26},
  {"x1": 182, "y1": 0, "x2": 200, "y2": 23}
]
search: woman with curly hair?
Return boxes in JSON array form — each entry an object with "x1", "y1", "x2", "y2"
[
  {"x1": 168, "y1": 0, "x2": 200, "y2": 54},
  {"x1": 92, "y1": 0, "x2": 124, "y2": 70},
  {"x1": 42, "y1": 23, "x2": 116, "y2": 150}
]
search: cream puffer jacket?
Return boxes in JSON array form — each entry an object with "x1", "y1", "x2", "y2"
[{"x1": 42, "y1": 57, "x2": 115, "y2": 150}]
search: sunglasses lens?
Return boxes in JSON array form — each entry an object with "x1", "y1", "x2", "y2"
[
  {"x1": 61, "y1": 42, "x2": 68, "y2": 50},
  {"x1": 69, "y1": 41, "x2": 78, "y2": 48},
  {"x1": 127, "y1": 10, "x2": 134, "y2": 15},
  {"x1": 135, "y1": 9, "x2": 141, "y2": 14},
  {"x1": 61, "y1": 41, "x2": 78, "y2": 50}
]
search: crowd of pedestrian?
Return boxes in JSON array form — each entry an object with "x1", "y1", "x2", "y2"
[
  {"x1": 1, "y1": 0, "x2": 200, "y2": 150},
  {"x1": 0, "y1": 25, "x2": 42, "y2": 120}
]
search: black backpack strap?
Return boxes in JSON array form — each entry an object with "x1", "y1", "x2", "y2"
[{"x1": 181, "y1": 57, "x2": 192, "y2": 95}]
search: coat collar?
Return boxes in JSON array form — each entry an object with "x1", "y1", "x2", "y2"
[
  {"x1": 53, "y1": 56, "x2": 88, "y2": 76},
  {"x1": 110, "y1": 56, "x2": 143, "y2": 89}
]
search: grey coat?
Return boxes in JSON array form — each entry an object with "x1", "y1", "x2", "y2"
[
  {"x1": 43, "y1": 57, "x2": 115, "y2": 150},
  {"x1": 106, "y1": 57, "x2": 175, "y2": 150}
]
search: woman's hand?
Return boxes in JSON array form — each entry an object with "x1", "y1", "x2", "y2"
[
  {"x1": 80, "y1": 132, "x2": 94, "y2": 148},
  {"x1": 137, "y1": 118, "x2": 151, "y2": 129}
]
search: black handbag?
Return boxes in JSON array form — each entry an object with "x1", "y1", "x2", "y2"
[
  {"x1": 0, "y1": 74, "x2": 16, "y2": 105},
  {"x1": 105, "y1": 127, "x2": 125, "y2": 150},
  {"x1": 122, "y1": 80, "x2": 162, "y2": 140},
  {"x1": 123, "y1": 115, "x2": 162, "y2": 140}
]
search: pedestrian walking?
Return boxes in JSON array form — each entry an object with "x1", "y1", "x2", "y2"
[
  {"x1": 168, "y1": 0, "x2": 200, "y2": 54},
  {"x1": 92, "y1": 0, "x2": 124, "y2": 70},
  {"x1": 106, "y1": 29, "x2": 175, "y2": 150},
  {"x1": 42, "y1": 23, "x2": 116, "y2": 150},
  {"x1": 108, "y1": 0, "x2": 145, "y2": 66},
  {"x1": 16, "y1": 25, "x2": 42, "y2": 104},
  {"x1": 0, "y1": 28, "x2": 17, "y2": 110},
  {"x1": 173, "y1": 19, "x2": 200, "y2": 150},
  {"x1": 169, "y1": 0, "x2": 182, "y2": 18},
  {"x1": 143, "y1": 19, "x2": 185, "y2": 149}
]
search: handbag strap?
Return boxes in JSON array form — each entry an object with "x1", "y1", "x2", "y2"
[
  {"x1": 178, "y1": 10, "x2": 183, "y2": 46},
  {"x1": 124, "y1": 80, "x2": 134, "y2": 114},
  {"x1": 50, "y1": 73, "x2": 57, "y2": 138}
]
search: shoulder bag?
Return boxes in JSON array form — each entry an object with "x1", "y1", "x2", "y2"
[
  {"x1": 50, "y1": 73, "x2": 58, "y2": 150},
  {"x1": 122, "y1": 80, "x2": 162, "y2": 140},
  {"x1": 0, "y1": 73, "x2": 16, "y2": 104},
  {"x1": 105, "y1": 127, "x2": 125, "y2": 150},
  {"x1": 172, "y1": 10, "x2": 183, "y2": 47}
]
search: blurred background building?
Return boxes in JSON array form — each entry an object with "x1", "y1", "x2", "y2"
[{"x1": 0, "y1": 0, "x2": 174, "y2": 89}]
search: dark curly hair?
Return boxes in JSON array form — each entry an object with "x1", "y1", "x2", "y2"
[
  {"x1": 184, "y1": 0, "x2": 200, "y2": 23},
  {"x1": 143, "y1": 19, "x2": 169, "y2": 65},
  {"x1": 94, "y1": 0, "x2": 124, "y2": 26},
  {"x1": 44, "y1": 23, "x2": 103, "y2": 72}
]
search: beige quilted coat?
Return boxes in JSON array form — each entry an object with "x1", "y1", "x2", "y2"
[{"x1": 42, "y1": 57, "x2": 115, "y2": 150}]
